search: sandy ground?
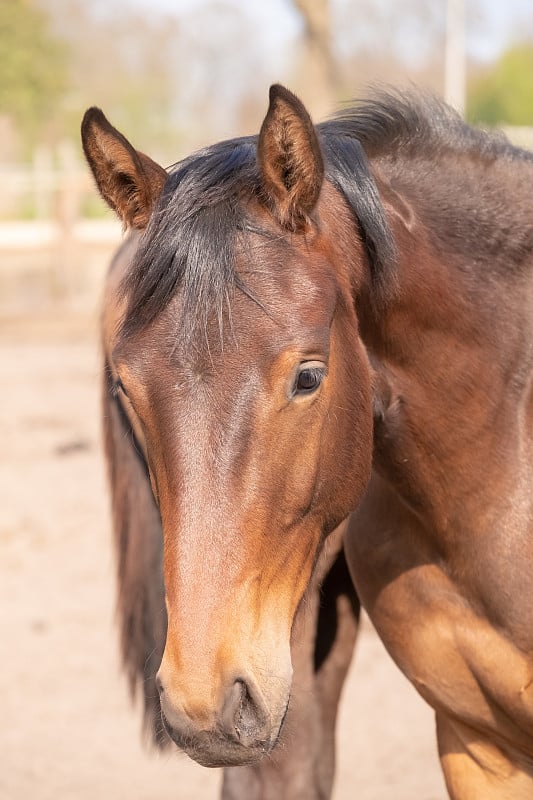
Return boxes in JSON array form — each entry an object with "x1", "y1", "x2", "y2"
[{"x1": 0, "y1": 310, "x2": 448, "y2": 800}]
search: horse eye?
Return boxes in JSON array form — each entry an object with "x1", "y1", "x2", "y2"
[{"x1": 294, "y1": 363, "x2": 326, "y2": 396}]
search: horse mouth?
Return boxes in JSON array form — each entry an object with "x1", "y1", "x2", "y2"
[{"x1": 161, "y1": 701, "x2": 289, "y2": 768}]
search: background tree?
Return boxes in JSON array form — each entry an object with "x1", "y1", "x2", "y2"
[
  {"x1": 0, "y1": 0, "x2": 68, "y2": 151},
  {"x1": 467, "y1": 42, "x2": 533, "y2": 124}
]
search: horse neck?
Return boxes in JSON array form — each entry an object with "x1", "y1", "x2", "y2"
[{"x1": 356, "y1": 164, "x2": 533, "y2": 540}]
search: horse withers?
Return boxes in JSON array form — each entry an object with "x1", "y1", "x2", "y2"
[{"x1": 83, "y1": 84, "x2": 533, "y2": 799}]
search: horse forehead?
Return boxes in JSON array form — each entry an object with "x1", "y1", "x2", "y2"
[
  {"x1": 164, "y1": 313, "x2": 330, "y2": 378},
  {"x1": 162, "y1": 245, "x2": 337, "y2": 357},
  {"x1": 237, "y1": 238, "x2": 339, "y2": 327},
  {"x1": 116, "y1": 308, "x2": 331, "y2": 421}
]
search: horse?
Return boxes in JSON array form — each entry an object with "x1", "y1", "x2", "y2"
[{"x1": 82, "y1": 84, "x2": 533, "y2": 799}]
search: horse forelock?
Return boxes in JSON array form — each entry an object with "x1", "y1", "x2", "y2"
[{"x1": 118, "y1": 137, "x2": 259, "y2": 343}]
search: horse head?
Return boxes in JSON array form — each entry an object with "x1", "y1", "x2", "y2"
[{"x1": 82, "y1": 85, "x2": 381, "y2": 767}]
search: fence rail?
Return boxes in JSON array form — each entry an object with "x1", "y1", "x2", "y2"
[
  {"x1": 0, "y1": 150, "x2": 124, "y2": 312},
  {"x1": 0, "y1": 220, "x2": 121, "y2": 250}
]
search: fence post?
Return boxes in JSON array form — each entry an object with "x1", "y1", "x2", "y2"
[
  {"x1": 32, "y1": 145, "x2": 53, "y2": 220},
  {"x1": 55, "y1": 140, "x2": 82, "y2": 298}
]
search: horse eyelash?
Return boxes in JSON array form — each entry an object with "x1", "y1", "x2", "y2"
[{"x1": 111, "y1": 378, "x2": 125, "y2": 397}]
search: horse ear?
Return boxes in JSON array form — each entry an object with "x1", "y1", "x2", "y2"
[
  {"x1": 257, "y1": 84, "x2": 324, "y2": 231},
  {"x1": 81, "y1": 108, "x2": 167, "y2": 230}
]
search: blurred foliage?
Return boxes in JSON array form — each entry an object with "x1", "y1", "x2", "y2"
[
  {"x1": 37, "y1": 0, "x2": 183, "y2": 161},
  {"x1": 0, "y1": 0, "x2": 68, "y2": 150},
  {"x1": 467, "y1": 42, "x2": 533, "y2": 125}
]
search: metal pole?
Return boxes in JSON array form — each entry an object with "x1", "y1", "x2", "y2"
[{"x1": 445, "y1": 0, "x2": 466, "y2": 115}]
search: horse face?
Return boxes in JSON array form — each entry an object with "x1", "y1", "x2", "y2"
[
  {"x1": 86, "y1": 86, "x2": 374, "y2": 767},
  {"x1": 106, "y1": 202, "x2": 373, "y2": 766}
]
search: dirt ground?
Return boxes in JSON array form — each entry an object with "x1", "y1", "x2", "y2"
[{"x1": 0, "y1": 306, "x2": 448, "y2": 800}]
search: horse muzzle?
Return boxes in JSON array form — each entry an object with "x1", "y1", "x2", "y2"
[{"x1": 156, "y1": 670, "x2": 289, "y2": 767}]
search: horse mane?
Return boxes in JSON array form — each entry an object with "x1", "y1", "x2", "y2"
[
  {"x1": 327, "y1": 89, "x2": 533, "y2": 280},
  {"x1": 102, "y1": 362, "x2": 169, "y2": 747},
  {"x1": 326, "y1": 87, "x2": 532, "y2": 163}
]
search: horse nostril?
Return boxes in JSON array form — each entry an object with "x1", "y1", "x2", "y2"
[
  {"x1": 155, "y1": 674, "x2": 164, "y2": 695},
  {"x1": 221, "y1": 678, "x2": 269, "y2": 748}
]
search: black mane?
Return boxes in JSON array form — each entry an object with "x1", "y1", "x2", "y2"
[{"x1": 119, "y1": 90, "x2": 532, "y2": 339}]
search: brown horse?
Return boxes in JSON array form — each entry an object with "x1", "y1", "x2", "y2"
[{"x1": 82, "y1": 85, "x2": 533, "y2": 799}]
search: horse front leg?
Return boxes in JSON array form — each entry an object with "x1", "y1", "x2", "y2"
[
  {"x1": 221, "y1": 523, "x2": 360, "y2": 800},
  {"x1": 436, "y1": 713, "x2": 533, "y2": 800}
]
